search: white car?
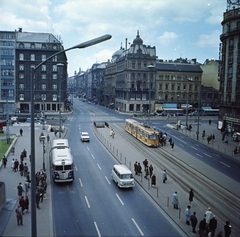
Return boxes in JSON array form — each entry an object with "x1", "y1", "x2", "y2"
[{"x1": 80, "y1": 132, "x2": 90, "y2": 142}]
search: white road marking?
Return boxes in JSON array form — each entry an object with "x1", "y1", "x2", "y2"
[
  {"x1": 132, "y1": 218, "x2": 144, "y2": 236},
  {"x1": 105, "y1": 176, "x2": 111, "y2": 185},
  {"x1": 191, "y1": 146, "x2": 198, "y2": 150},
  {"x1": 204, "y1": 153, "x2": 212, "y2": 158},
  {"x1": 220, "y1": 162, "x2": 230, "y2": 168},
  {"x1": 97, "y1": 163, "x2": 102, "y2": 170},
  {"x1": 179, "y1": 143, "x2": 184, "y2": 147},
  {"x1": 87, "y1": 146, "x2": 90, "y2": 150},
  {"x1": 91, "y1": 154, "x2": 95, "y2": 159},
  {"x1": 94, "y1": 221, "x2": 101, "y2": 237},
  {"x1": 196, "y1": 153, "x2": 203, "y2": 158},
  {"x1": 116, "y1": 193, "x2": 124, "y2": 205},
  {"x1": 75, "y1": 165, "x2": 78, "y2": 172},
  {"x1": 85, "y1": 196, "x2": 90, "y2": 208},
  {"x1": 79, "y1": 178, "x2": 83, "y2": 187}
]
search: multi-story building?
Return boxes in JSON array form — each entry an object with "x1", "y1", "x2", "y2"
[
  {"x1": 0, "y1": 31, "x2": 16, "y2": 114},
  {"x1": 0, "y1": 28, "x2": 68, "y2": 115},
  {"x1": 105, "y1": 31, "x2": 157, "y2": 113},
  {"x1": 155, "y1": 58, "x2": 202, "y2": 112},
  {"x1": 219, "y1": 0, "x2": 240, "y2": 132}
]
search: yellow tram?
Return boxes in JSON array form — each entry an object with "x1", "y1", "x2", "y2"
[{"x1": 125, "y1": 119, "x2": 159, "y2": 147}]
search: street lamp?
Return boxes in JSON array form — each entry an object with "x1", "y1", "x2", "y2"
[
  {"x1": 196, "y1": 85, "x2": 201, "y2": 140},
  {"x1": 177, "y1": 95, "x2": 179, "y2": 130},
  {"x1": 30, "y1": 34, "x2": 111, "y2": 237},
  {"x1": 147, "y1": 64, "x2": 155, "y2": 116}
]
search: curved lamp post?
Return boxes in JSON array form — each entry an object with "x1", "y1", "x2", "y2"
[{"x1": 30, "y1": 34, "x2": 111, "y2": 237}]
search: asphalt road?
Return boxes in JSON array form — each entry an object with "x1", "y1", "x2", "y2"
[{"x1": 51, "y1": 101, "x2": 185, "y2": 237}]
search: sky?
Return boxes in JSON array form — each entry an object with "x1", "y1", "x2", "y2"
[{"x1": 0, "y1": 0, "x2": 227, "y2": 76}]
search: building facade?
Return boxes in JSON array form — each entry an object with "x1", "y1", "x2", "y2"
[
  {"x1": 0, "y1": 28, "x2": 68, "y2": 116},
  {"x1": 0, "y1": 31, "x2": 16, "y2": 114},
  {"x1": 219, "y1": 0, "x2": 240, "y2": 132}
]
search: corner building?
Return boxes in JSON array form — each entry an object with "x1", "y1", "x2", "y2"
[{"x1": 219, "y1": 1, "x2": 240, "y2": 132}]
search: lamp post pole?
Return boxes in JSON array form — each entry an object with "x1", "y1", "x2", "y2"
[
  {"x1": 186, "y1": 93, "x2": 189, "y2": 129},
  {"x1": 147, "y1": 64, "x2": 155, "y2": 117},
  {"x1": 177, "y1": 95, "x2": 179, "y2": 130},
  {"x1": 30, "y1": 34, "x2": 111, "y2": 237},
  {"x1": 196, "y1": 84, "x2": 201, "y2": 140}
]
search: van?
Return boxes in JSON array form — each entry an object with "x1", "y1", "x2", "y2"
[
  {"x1": 232, "y1": 132, "x2": 240, "y2": 142},
  {"x1": 111, "y1": 164, "x2": 135, "y2": 188}
]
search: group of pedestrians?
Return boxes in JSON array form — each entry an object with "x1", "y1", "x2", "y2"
[{"x1": 134, "y1": 159, "x2": 156, "y2": 187}]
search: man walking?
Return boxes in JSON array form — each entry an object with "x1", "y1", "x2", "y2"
[
  {"x1": 19, "y1": 128, "x2": 23, "y2": 136},
  {"x1": 209, "y1": 215, "x2": 217, "y2": 237},
  {"x1": 172, "y1": 191, "x2": 179, "y2": 209},
  {"x1": 15, "y1": 205, "x2": 23, "y2": 225},
  {"x1": 185, "y1": 205, "x2": 191, "y2": 225},
  {"x1": 2, "y1": 155, "x2": 7, "y2": 168},
  {"x1": 190, "y1": 211, "x2": 198, "y2": 234},
  {"x1": 162, "y1": 170, "x2": 167, "y2": 183}
]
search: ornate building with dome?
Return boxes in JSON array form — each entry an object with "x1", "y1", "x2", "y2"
[{"x1": 104, "y1": 31, "x2": 157, "y2": 113}]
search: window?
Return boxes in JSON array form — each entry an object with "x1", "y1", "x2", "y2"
[
  {"x1": 30, "y1": 43, "x2": 35, "y2": 49},
  {"x1": 42, "y1": 74, "x2": 46, "y2": 80},
  {"x1": 171, "y1": 76, "x2": 176, "y2": 80},
  {"x1": 42, "y1": 65, "x2": 46, "y2": 71},
  {"x1": 53, "y1": 65, "x2": 57, "y2": 71},
  {"x1": 19, "y1": 43, "x2": 24, "y2": 49},
  {"x1": 52, "y1": 94, "x2": 57, "y2": 101},
  {"x1": 19, "y1": 64, "x2": 24, "y2": 70},
  {"x1": 19, "y1": 53, "x2": 24, "y2": 60},
  {"x1": 171, "y1": 84, "x2": 175, "y2": 90},
  {"x1": 19, "y1": 74, "x2": 24, "y2": 79},
  {"x1": 159, "y1": 75, "x2": 163, "y2": 80},
  {"x1": 19, "y1": 84, "x2": 24, "y2": 90},
  {"x1": 19, "y1": 94, "x2": 24, "y2": 101},
  {"x1": 189, "y1": 84, "x2": 192, "y2": 91},
  {"x1": 165, "y1": 84, "x2": 169, "y2": 90},
  {"x1": 52, "y1": 84, "x2": 57, "y2": 90},
  {"x1": 42, "y1": 44, "x2": 46, "y2": 49},
  {"x1": 159, "y1": 84, "x2": 162, "y2": 90},
  {"x1": 138, "y1": 61, "x2": 141, "y2": 69},
  {"x1": 41, "y1": 94, "x2": 46, "y2": 100},
  {"x1": 131, "y1": 73, "x2": 135, "y2": 79},
  {"x1": 42, "y1": 55, "x2": 46, "y2": 61},
  {"x1": 30, "y1": 54, "x2": 35, "y2": 61},
  {"x1": 177, "y1": 84, "x2": 181, "y2": 91},
  {"x1": 53, "y1": 56, "x2": 57, "y2": 62},
  {"x1": 42, "y1": 84, "x2": 46, "y2": 90},
  {"x1": 53, "y1": 74, "x2": 57, "y2": 80},
  {"x1": 132, "y1": 61, "x2": 135, "y2": 69},
  {"x1": 53, "y1": 45, "x2": 57, "y2": 50},
  {"x1": 165, "y1": 75, "x2": 169, "y2": 80}
]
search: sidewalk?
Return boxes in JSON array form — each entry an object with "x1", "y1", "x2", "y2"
[
  {"x1": 0, "y1": 123, "x2": 58, "y2": 237},
  {"x1": 93, "y1": 124, "x2": 239, "y2": 237},
  {"x1": 168, "y1": 119, "x2": 240, "y2": 161}
]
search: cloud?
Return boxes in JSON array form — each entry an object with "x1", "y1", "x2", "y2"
[
  {"x1": 196, "y1": 30, "x2": 221, "y2": 48},
  {"x1": 157, "y1": 32, "x2": 178, "y2": 46}
]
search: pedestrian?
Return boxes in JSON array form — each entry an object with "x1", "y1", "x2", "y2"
[
  {"x1": 37, "y1": 186, "x2": 45, "y2": 203},
  {"x1": 151, "y1": 174, "x2": 156, "y2": 187},
  {"x1": 19, "y1": 162, "x2": 24, "y2": 176},
  {"x1": 199, "y1": 216, "x2": 207, "y2": 237},
  {"x1": 168, "y1": 136, "x2": 172, "y2": 145},
  {"x1": 19, "y1": 196, "x2": 25, "y2": 214},
  {"x1": 14, "y1": 159, "x2": 19, "y2": 172},
  {"x1": 26, "y1": 171, "x2": 31, "y2": 188},
  {"x1": 212, "y1": 134, "x2": 215, "y2": 141},
  {"x1": 19, "y1": 128, "x2": 23, "y2": 136},
  {"x1": 171, "y1": 141, "x2": 174, "y2": 150},
  {"x1": 144, "y1": 165, "x2": 149, "y2": 179},
  {"x1": 209, "y1": 119, "x2": 211, "y2": 125},
  {"x1": 209, "y1": 215, "x2": 217, "y2": 237},
  {"x1": 23, "y1": 163, "x2": 28, "y2": 177},
  {"x1": 134, "y1": 161, "x2": 138, "y2": 175},
  {"x1": 162, "y1": 169, "x2": 167, "y2": 183},
  {"x1": 149, "y1": 164, "x2": 153, "y2": 178},
  {"x1": 189, "y1": 188, "x2": 194, "y2": 205},
  {"x1": 137, "y1": 162, "x2": 142, "y2": 176},
  {"x1": 20, "y1": 152, "x2": 24, "y2": 163},
  {"x1": 25, "y1": 195, "x2": 29, "y2": 213},
  {"x1": 143, "y1": 159, "x2": 148, "y2": 171},
  {"x1": 172, "y1": 191, "x2": 179, "y2": 209},
  {"x1": 205, "y1": 207, "x2": 213, "y2": 225},
  {"x1": 17, "y1": 182, "x2": 24, "y2": 197},
  {"x1": 22, "y1": 149, "x2": 27, "y2": 159},
  {"x1": 24, "y1": 179, "x2": 29, "y2": 195},
  {"x1": 224, "y1": 221, "x2": 231, "y2": 237},
  {"x1": 11, "y1": 158, "x2": 15, "y2": 171},
  {"x1": 185, "y1": 205, "x2": 191, "y2": 225},
  {"x1": 11, "y1": 146, "x2": 15, "y2": 155},
  {"x1": 224, "y1": 136, "x2": 228, "y2": 145},
  {"x1": 202, "y1": 130, "x2": 205, "y2": 138},
  {"x1": 15, "y1": 205, "x2": 23, "y2": 225},
  {"x1": 2, "y1": 155, "x2": 7, "y2": 168},
  {"x1": 36, "y1": 189, "x2": 41, "y2": 210},
  {"x1": 47, "y1": 134, "x2": 50, "y2": 142},
  {"x1": 190, "y1": 211, "x2": 198, "y2": 234}
]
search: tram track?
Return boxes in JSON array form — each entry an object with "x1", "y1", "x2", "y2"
[{"x1": 97, "y1": 122, "x2": 239, "y2": 236}]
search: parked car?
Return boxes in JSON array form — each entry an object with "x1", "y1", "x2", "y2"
[
  {"x1": 80, "y1": 132, "x2": 90, "y2": 142},
  {"x1": 232, "y1": 132, "x2": 240, "y2": 142}
]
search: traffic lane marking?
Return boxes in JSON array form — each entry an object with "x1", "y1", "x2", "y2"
[
  {"x1": 220, "y1": 162, "x2": 230, "y2": 168},
  {"x1": 132, "y1": 218, "x2": 144, "y2": 236},
  {"x1": 85, "y1": 196, "x2": 91, "y2": 208},
  {"x1": 115, "y1": 193, "x2": 124, "y2": 205}
]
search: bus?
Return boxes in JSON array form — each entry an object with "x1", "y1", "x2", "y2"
[
  {"x1": 50, "y1": 139, "x2": 74, "y2": 182},
  {"x1": 125, "y1": 119, "x2": 159, "y2": 147},
  {"x1": 162, "y1": 108, "x2": 184, "y2": 116},
  {"x1": 190, "y1": 109, "x2": 219, "y2": 116}
]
